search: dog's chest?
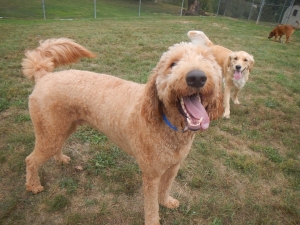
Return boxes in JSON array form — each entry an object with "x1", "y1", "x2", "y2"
[
  {"x1": 157, "y1": 134, "x2": 194, "y2": 160},
  {"x1": 232, "y1": 76, "x2": 247, "y2": 89}
]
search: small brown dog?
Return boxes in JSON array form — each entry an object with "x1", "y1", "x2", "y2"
[
  {"x1": 268, "y1": 21, "x2": 299, "y2": 43},
  {"x1": 188, "y1": 31, "x2": 254, "y2": 118}
]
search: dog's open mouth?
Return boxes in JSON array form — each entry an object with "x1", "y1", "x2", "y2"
[
  {"x1": 234, "y1": 70, "x2": 242, "y2": 80},
  {"x1": 179, "y1": 94, "x2": 210, "y2": 131}
]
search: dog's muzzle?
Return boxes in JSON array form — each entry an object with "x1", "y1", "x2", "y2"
[
  {"x1": 175, "y1": 70, "x2": 210, "y2": 131},
  {"x1": 186, "y1": 70, "x2": 207, "y2": 88}
]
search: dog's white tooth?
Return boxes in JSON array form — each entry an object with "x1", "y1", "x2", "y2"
[
  {"x1": 199, "y1": 117, "x2": 203, "y2": 123},
  {"x1": 198, "y1": 94, "x2": 201, "y2": 103},
  {"x1": 182, "y1": 102, "x2": 188, "y2": 115},
  {"x1": 181, "y1": 102, "x2": 185, "y2": 109},
  {"x1": 187, "y1": 118, "x2": 191, "y2": 124},
  {"x1": 181, "y1": 99, "x2": 185, "y2": 109}
]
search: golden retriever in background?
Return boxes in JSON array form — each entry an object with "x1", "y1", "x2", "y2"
[
  {"x1": 188, "y1": 30, "x2": 254, "y2": 118},
  {"x1": 268, "y1": 21, "x2": 299, "y2": 43},
  {"x1": 22, "y1": 38, "x2": 224, "y2": 225}
]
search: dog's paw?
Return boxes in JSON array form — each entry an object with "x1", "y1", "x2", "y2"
[
  {"x1": 233, "y1": 100, "x2": 240, "y2": 104},
  {"x1": 222, "y1": 112, "x2": 230, "y2": 119},
  {"x1": 54, "y1": 154, "x2": 71, "y2": 164},
  {"x1": 161, "y1": 196, "x2": 179, "y2": 209},
  {"x1": 145, "y1": 220, "x2": 160, "y2": 225},
  {"x1": 26, "y1": 184, "x2": 44, "y2": 194}
]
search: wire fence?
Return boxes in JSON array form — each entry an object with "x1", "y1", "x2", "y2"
[
  {"x1": 166, "y1": 0, "x2": 299, "y2": 25},
  {"x1": 0, "y1": 0, "x2": 299, "y2": 25},
  {"x1": 215, "y1": 0, "x2": 298, "y2": 24}
]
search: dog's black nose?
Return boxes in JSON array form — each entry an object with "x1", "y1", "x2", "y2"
[
  {"x1": 186, "y1": 70, "x2": 207, "y2": 88},
  {"x1": 235, "y1": 65, "x2": 241, "y2": 70}
]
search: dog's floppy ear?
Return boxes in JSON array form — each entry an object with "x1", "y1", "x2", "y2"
[
  {"x1": 141, "y1": 70, "x2": 162, "y2": 124},
  {"x1": 227, "y1": 54, "x2": 233, "y2": 68},
  {"x1": 248, "y1": 55, "x2": 254, "y2": 72},
  {"x1": 206, "y1": 69, "x2": 224, "y2": 120},
  {"x1": 207, "y1": 94, "x2": 224, "y2": 121}
]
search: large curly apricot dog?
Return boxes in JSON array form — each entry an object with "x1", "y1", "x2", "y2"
[{"x1": 22, "y1": 38, "x2": 223, "y2": 225}]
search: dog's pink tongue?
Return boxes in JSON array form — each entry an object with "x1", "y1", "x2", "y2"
[
  {"x1": 183, "y1": 95, "x2": 210, "y2": 130},
  {"x1": 234, "y1": 71, "x2": 242, "y2": 80}
]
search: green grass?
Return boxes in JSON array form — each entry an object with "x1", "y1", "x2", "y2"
[
  {"x1": 47, "y1": 194, "x2": 71, "y2": 212},
  {"x1": 0, "y1": 0, "x2": 183, "y2": 19},
  {"x1": 0, "y1": 3, "x2": 300, "y2": 225}
]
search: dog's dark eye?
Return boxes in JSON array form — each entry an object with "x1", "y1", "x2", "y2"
[
  {"x1": 234, "y1": 57, "x2": 238, "y2": 60},
  {"x1": 170, "y1": 62, "x2": 177, "y2": 68},
  {"x1": 244, "y1": 59, "x2": 248, "y2": 62}
]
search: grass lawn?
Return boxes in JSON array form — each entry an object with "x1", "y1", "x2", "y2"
[
  {"x1": 0, "y1": 0, "x2": 184, "y2": 19},
  {"x1": 0, "y1": 13, "x2": 300, "y2": 225}
]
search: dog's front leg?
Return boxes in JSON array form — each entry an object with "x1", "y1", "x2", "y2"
[
  {"x1": 158, "y1": 163, "x2": 180, "y2": 209},
  {"x1": 142, "y1": 174, "x2": 161, "y2": 225},
  {"x1": 223, "y1": 85, "x2": 231, "y2": 118},
  {"x1": 233, "y1": 88, "x2": 241, "y2": 105}
]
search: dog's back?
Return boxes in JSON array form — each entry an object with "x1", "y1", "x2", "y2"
[
  {"x1": 273, "y1": 24, "x2": 294, "y2": 35},
  {"x1": 210, "y1": 45, "x2": 232, "y2": 71}
]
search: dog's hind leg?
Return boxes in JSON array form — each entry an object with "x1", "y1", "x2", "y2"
[
  {"x1": 158, "y1": 163, "x2": 180, "y2": 209},
  {"x1": 25, "y1": 99, "x2": 77, "y2": 193},
  {"x1": 53, "y1": 123, "x2": 77, "y2": 164},
  {"x1": 26, "y1": 135, "x2": 65, "y2": 194},
  {"x1": 285, "y1": 34, "x2": 290, "y2": 43},
  {"x1": 25, "y1": 123, "x2": 76, "y2": 193}
]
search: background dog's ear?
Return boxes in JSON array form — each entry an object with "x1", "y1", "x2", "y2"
[
  {"x1": 141, "y1": 70, "x2": 161, "y2": 124},
  {"x1": 227, "y1": 54, "x2": 233, "y2": 67},
  {"x1": 248, "y1": 55, "x2": 254, "y2": 72}
]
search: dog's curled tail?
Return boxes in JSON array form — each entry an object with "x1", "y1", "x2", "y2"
[
  {"x1": 22, "y1": 38, "x2": 96, "y2": 81},
  {"x1": 294, "y1": 21, "x2": 300, "y2": 28},
  {"x1": 187, "y1": 30, "x2": 214, "y2": 47}
]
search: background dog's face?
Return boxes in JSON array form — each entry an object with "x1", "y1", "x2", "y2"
[
  {"x1": 228, "y1": 51, "x2": 254, "y2": 74},
  {"x1": 268, "y1": 31, "x2": 275, "y2": 39}
]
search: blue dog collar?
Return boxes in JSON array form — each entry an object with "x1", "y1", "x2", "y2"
[{"x1": 162, "y1": 113, "x2": 178, "y2": 131}]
